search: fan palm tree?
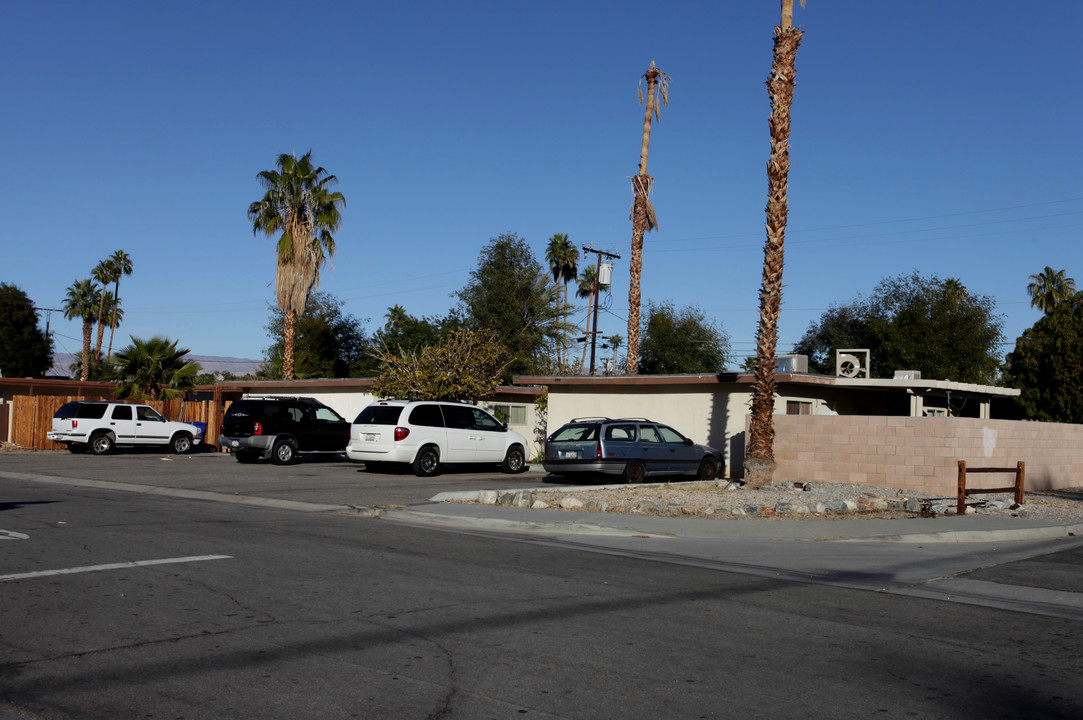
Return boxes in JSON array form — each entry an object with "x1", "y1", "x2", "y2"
[
  {"x1": 545, "y1": 233, "x2": 579, "y2": 369},
  {"x1": 105, "y1": 249, "x2": 133, "y2": 360},
  {"x1": 62, "y1": 278, "x2": 101, "y2": 380},
  {"x1": 248, "y1": 151, "x2": 346, "y2": 380},
  {"x1": 606, "y1": 334, "x2": 623, "y2": 374},
  {"x1": 1027, "y1": 266, "x2": 1077, "y2": 314},
  {"x1": 110, "y1": 335, "x2": 199, "y2": 401},
  {"x1": 91, "y1": 260, "x2": 113, "y2": 369},
  {"x1": 746, "y1": 0, "x2": 805, "y2": 487},
  {"x1": 626, "y1": 61, "x2": 670, "y2": 375}
]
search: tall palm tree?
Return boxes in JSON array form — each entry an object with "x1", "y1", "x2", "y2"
[
  {"x1": 545, "y1": 233, "x2": 579, "y2": 370},
  {"x1": 626, "y1": 61, "x2": 670, "y2": 375},
  {"x1": 248, "y1": 151, "x2": 346, "y2": 380},
  {"x1": 606, "y1": 334, "x2": 623, "y2": 374},
  {"x1": 745, "y1": 0, "x2": 805, "y2": 488},
  {"x1": 62, "y1": 278, "x2": 101, "y2": 380},
  {"x1": 91, "y1": 260, "x2": 112, "y2": 369},
  {"x1": 105, "y1": 249, "x2": 133, "y2": 360},
  {"x1": 110, "y1": 335, "x2": 199, "y2": 401},
  {"x1": 1027, "y1": 266, "x2": 1077, "y2": 314}
]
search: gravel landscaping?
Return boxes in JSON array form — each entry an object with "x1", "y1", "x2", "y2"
[{"x1": 466, "y1": 478, "x2": 1083, "y2": 524}]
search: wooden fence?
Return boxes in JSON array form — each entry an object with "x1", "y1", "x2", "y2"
[{"x1": 11, "y1": 396, "x2": 220, "y2": 451}]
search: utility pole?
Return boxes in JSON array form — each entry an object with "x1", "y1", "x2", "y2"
[{"x1": 581, "y1": 246, "x2": 621, "y2": 375}]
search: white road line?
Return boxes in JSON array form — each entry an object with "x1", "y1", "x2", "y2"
[
  {"x1": 0, "y1": 555, "x2": 232, "y2": 582},
  {"x1": 1, "y1": 530, "x2": 30, "y2": 541}
]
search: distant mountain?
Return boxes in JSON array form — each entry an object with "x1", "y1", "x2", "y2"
[{"x1": 47, "y1": 353, "x2": 262, "y2": 379}]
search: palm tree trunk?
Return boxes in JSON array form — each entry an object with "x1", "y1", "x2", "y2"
[
  {"x1": 627, "y1": 68, "x2": 661, "y2": 375},
  {"x1": 283, "y1": 308, "x2": 297, "y2": 380},
  {"x1": 81, "y1": 320, "x2": 93, "y2": 381},
  {"x1": 745, "y1": 15, "x2": 803, "y2": 488},
  {"x1": 106, "y1": 277, "x2": 121, "y2": 359},
  {"x1": 93, "y1": 290, "x2": 106, "y2": 370}
]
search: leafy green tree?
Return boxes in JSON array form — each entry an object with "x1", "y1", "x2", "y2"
[
  {"x1": 371, "y1": 329, "x2": 510, "y2": 402},
  {"x1": 105, "y1": 249, "x2": 133, "y2": 359},
  {"x1": 1026, "y1": 266, "x2": 1077, "y2": 315},
  {"x1": 0, "y1": 283, "x2": 52, "y2": 378},
  {"x1": 263, "y1": 292, "x2": 370, "y2": 379},
  {"x1": 62, "y1": 278, "x2": 101, "y2": 380},
  {"x1": 248, "y1": 151, "x2": 346, "y2": 380},
  {"x1": 110, "y1": 336, "x2": 200, "y2": 401},
  {"x1": 794, "y1": 271, "x2": 1004, "y2": 383},
  {"x1": 638, "y1": 301, "x2": 731, "y2": 374},
  {"x1": 1004, "y1": 294, "x2": 1083, "y2": 422},
  {"x1": 454, "y1": 233, "x2": 570, "y2": 378}
]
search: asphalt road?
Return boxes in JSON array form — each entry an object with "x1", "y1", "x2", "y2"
[{"x1": 2, "y1": 453, "x2": 1083, "y2": 719}]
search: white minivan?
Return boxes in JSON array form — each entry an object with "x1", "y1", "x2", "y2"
[{"x1": 346, "y1": 399, "x2": 529, "y2": 476}]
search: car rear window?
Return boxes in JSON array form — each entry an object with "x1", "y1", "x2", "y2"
[
  {"x1": 54, "y1": 403, "x2": 108, "y2": 420},
  {"x1": 550, "y1": 423, "x2": 598, "y2": 442},
  {"x1": 354, "y1": 405, "x2": 404, "y2": 425},
  {"x1": 225, "y1": 400, "x2": 267, "y2": 418}
]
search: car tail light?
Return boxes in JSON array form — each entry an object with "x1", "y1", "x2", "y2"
[
  {"x1": 254, "y1": 422, "x2": 262, "y2": 436},
  {"x1": 72, "y1": 420, "x2": 78, "y2": 429},
  {"x1": 596, "y1": 441, "x2": 602, "y2": 459},
  {"x1": 394, "y1": 427, "x2": 410, "y2": 442}
]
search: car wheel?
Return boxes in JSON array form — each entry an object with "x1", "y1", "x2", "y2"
[
  {"x1": 271, "y1": 438, "x2": 297, "y2": 465},
  {"x1": 234, "y1": 450, "x2": 259, "y2": 464},
  {"x1": 697, "y1": 457, "x2": 718, "y2": 481},
  {"x1": 501, "y1": 445, "x2": 527, "y2": 474},
  {"x1": 89, "y1": 432, "x2": 114, "y2": 456},
  {"x1": 412, "y1": 445, "x2": 440, "y2": 477},
  {"x1": 623, "y1": 459, "x2": 645, "y2": 484},
  {"x1": 170, "y1": 433, "x2": 193, "y2": 455},
  {"x1": 66, "y1": 443, "x2": 87, "y2": 454}
]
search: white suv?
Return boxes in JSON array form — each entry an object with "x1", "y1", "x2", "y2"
[
  {"x1": 346, "y1": 399, "x2": 529, "y2": 476},
  {"x1": 48, "y1": 401, "x2": 204, "y2": 455}
]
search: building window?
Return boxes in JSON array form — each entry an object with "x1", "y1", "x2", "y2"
[
  {"x1": 786, "y1": 401, "x2": 811, "y2": 415},
  {"x1": 491, "y1": 404, "x2": 527, "y2": 425}
]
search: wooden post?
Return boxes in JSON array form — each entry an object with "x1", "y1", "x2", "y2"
[
  {"x1": 1015, "y1": 461, "x2": 1026, "y2": 505},
  {"x1": 957, "y1": 460, "x2": 967, "y2": 514}
]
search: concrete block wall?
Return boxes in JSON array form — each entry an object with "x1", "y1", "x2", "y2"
[{"x1": 771, "y1": 416, "x2": 1083, "y2": 494}]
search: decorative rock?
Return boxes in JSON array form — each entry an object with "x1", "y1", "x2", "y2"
[
  {"x1": 498, "y1": 492, "x2": 517, "y2": 506},
  {"x1": 730, "y1": 507, "x2": 746, "y2": 516},
  {"x1": 823, "y1": 500, "x2": 849, "y2": 514},
  {"x1": 774, "y1": 502, "x2": 795, "y2": 515},
  {"x1": 477, "y1": 490, "x2": 499, "y2": 505},
  {"x1": 809, "y1": 502, "x2": 826, "y2": 514},
  {"x1": 903, "y1": 498, "x2": 921, "y2": 513},
  {"x1": 532, "y1": 499, "x2": 550, "y2": 509},
  {"x1": 559, "y1": 496, "x2": 585, "y2": 510},
  {"x1": 585, "y1": 500, "x2": 609, "y2": 512},
  {"x1": 513, "y1": 491, "x2": 532, "y2": 508},
  {"x1": 744, "y1": 505, "x2": 760, "y2": 515}
]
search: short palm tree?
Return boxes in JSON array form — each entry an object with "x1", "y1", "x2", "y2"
[
  {"x1": 746, "y1": 0, "x2": 805, "y2": 487},
  {"x1": 545, "y1": 233, "x2": 579, "y2": 369},
  {"x1": 110, "y1": 336, "x2": 199, "y2": 401},
  {"x1": 627, "y1": 61, "x2": 670, "y2": 375},
  {"x1": 248, "y1": 151, "x2": 346, "y2": 380},
  {"x1": 105, "y1": 249, "x2": 133, "y2": 360},
  {"x1": 1027, "y1": 266, "x2": 1077, "y2": 314},
  {"x1": 63, "y1": 278, "x2": 101, "y2": 381},
  {"x1": 606, "y1": 334, "x2": 623, "y2": 374}
]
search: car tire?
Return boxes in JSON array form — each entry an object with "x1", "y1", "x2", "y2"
[
  {"x1": 501, "y1": 445, "x2": 527, "y2": 474},
  {"x1": 66, "y1": 443, "x2": 87, "y2": 454},
  {"x1": 271, "y1": 438, "x2": 297, "y2": 465},
  {"x1": 696, "y1": 457, "x2": 718, "y2": 481},
  {"x1": 234, "y1": 450, "x2": 259, "y2": 464},
  {"x1": 412, "y1": 445, "x2": 440, "y2": 477},
  {"x1": 170, "y1": 433, "x2": 193, "y2": 455},
  {"x1": 624, "y1": 459, "x2": 645, "y2": 484},
  {"x1": 89, "y1": 432, "x2": 114, "y2": 456}
]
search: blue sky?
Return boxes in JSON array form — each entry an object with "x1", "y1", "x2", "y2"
[{"x1": 5, "y1": 1, "x2": 1082, "y2": 372}]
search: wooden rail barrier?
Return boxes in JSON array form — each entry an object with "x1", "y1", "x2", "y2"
[{"x1": 956, "y1": 460, "x2": 1025, "y2": 515}]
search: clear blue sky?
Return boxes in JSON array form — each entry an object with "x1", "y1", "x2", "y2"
[{"x1": 5, "y1": 1, "x2": 1081, "y2": 371}]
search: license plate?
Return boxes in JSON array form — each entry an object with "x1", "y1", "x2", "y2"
[
  {"x1": 363, "y1": 433, "x2": 378, "y2": 442},
  {"x1": 560, "y1": 450, "x2": 579, "y2": 459}
]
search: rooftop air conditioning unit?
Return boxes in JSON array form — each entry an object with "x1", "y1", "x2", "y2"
[
  {"x1": 776, "y1": 354, "x2": 809, "y2": 373},
  {"x1": 836, "y1": 349, "x2": 870, "y2": 378},
  {"x1": 894, "y1": 370, "x2": 921, "y2": 380}
]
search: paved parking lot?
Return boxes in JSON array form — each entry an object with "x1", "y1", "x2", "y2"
[{"x1": 0, "y1": 448, "x2": 567, "y2": 508}]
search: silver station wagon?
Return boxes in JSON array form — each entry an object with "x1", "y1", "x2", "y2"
[{"x1": 543, "y1": 417, "x2": 723, "y2": 483}]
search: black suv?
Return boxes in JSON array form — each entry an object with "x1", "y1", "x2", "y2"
[{"x1": 218, "y1": 396, "x2": 350, "y2": 465}]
